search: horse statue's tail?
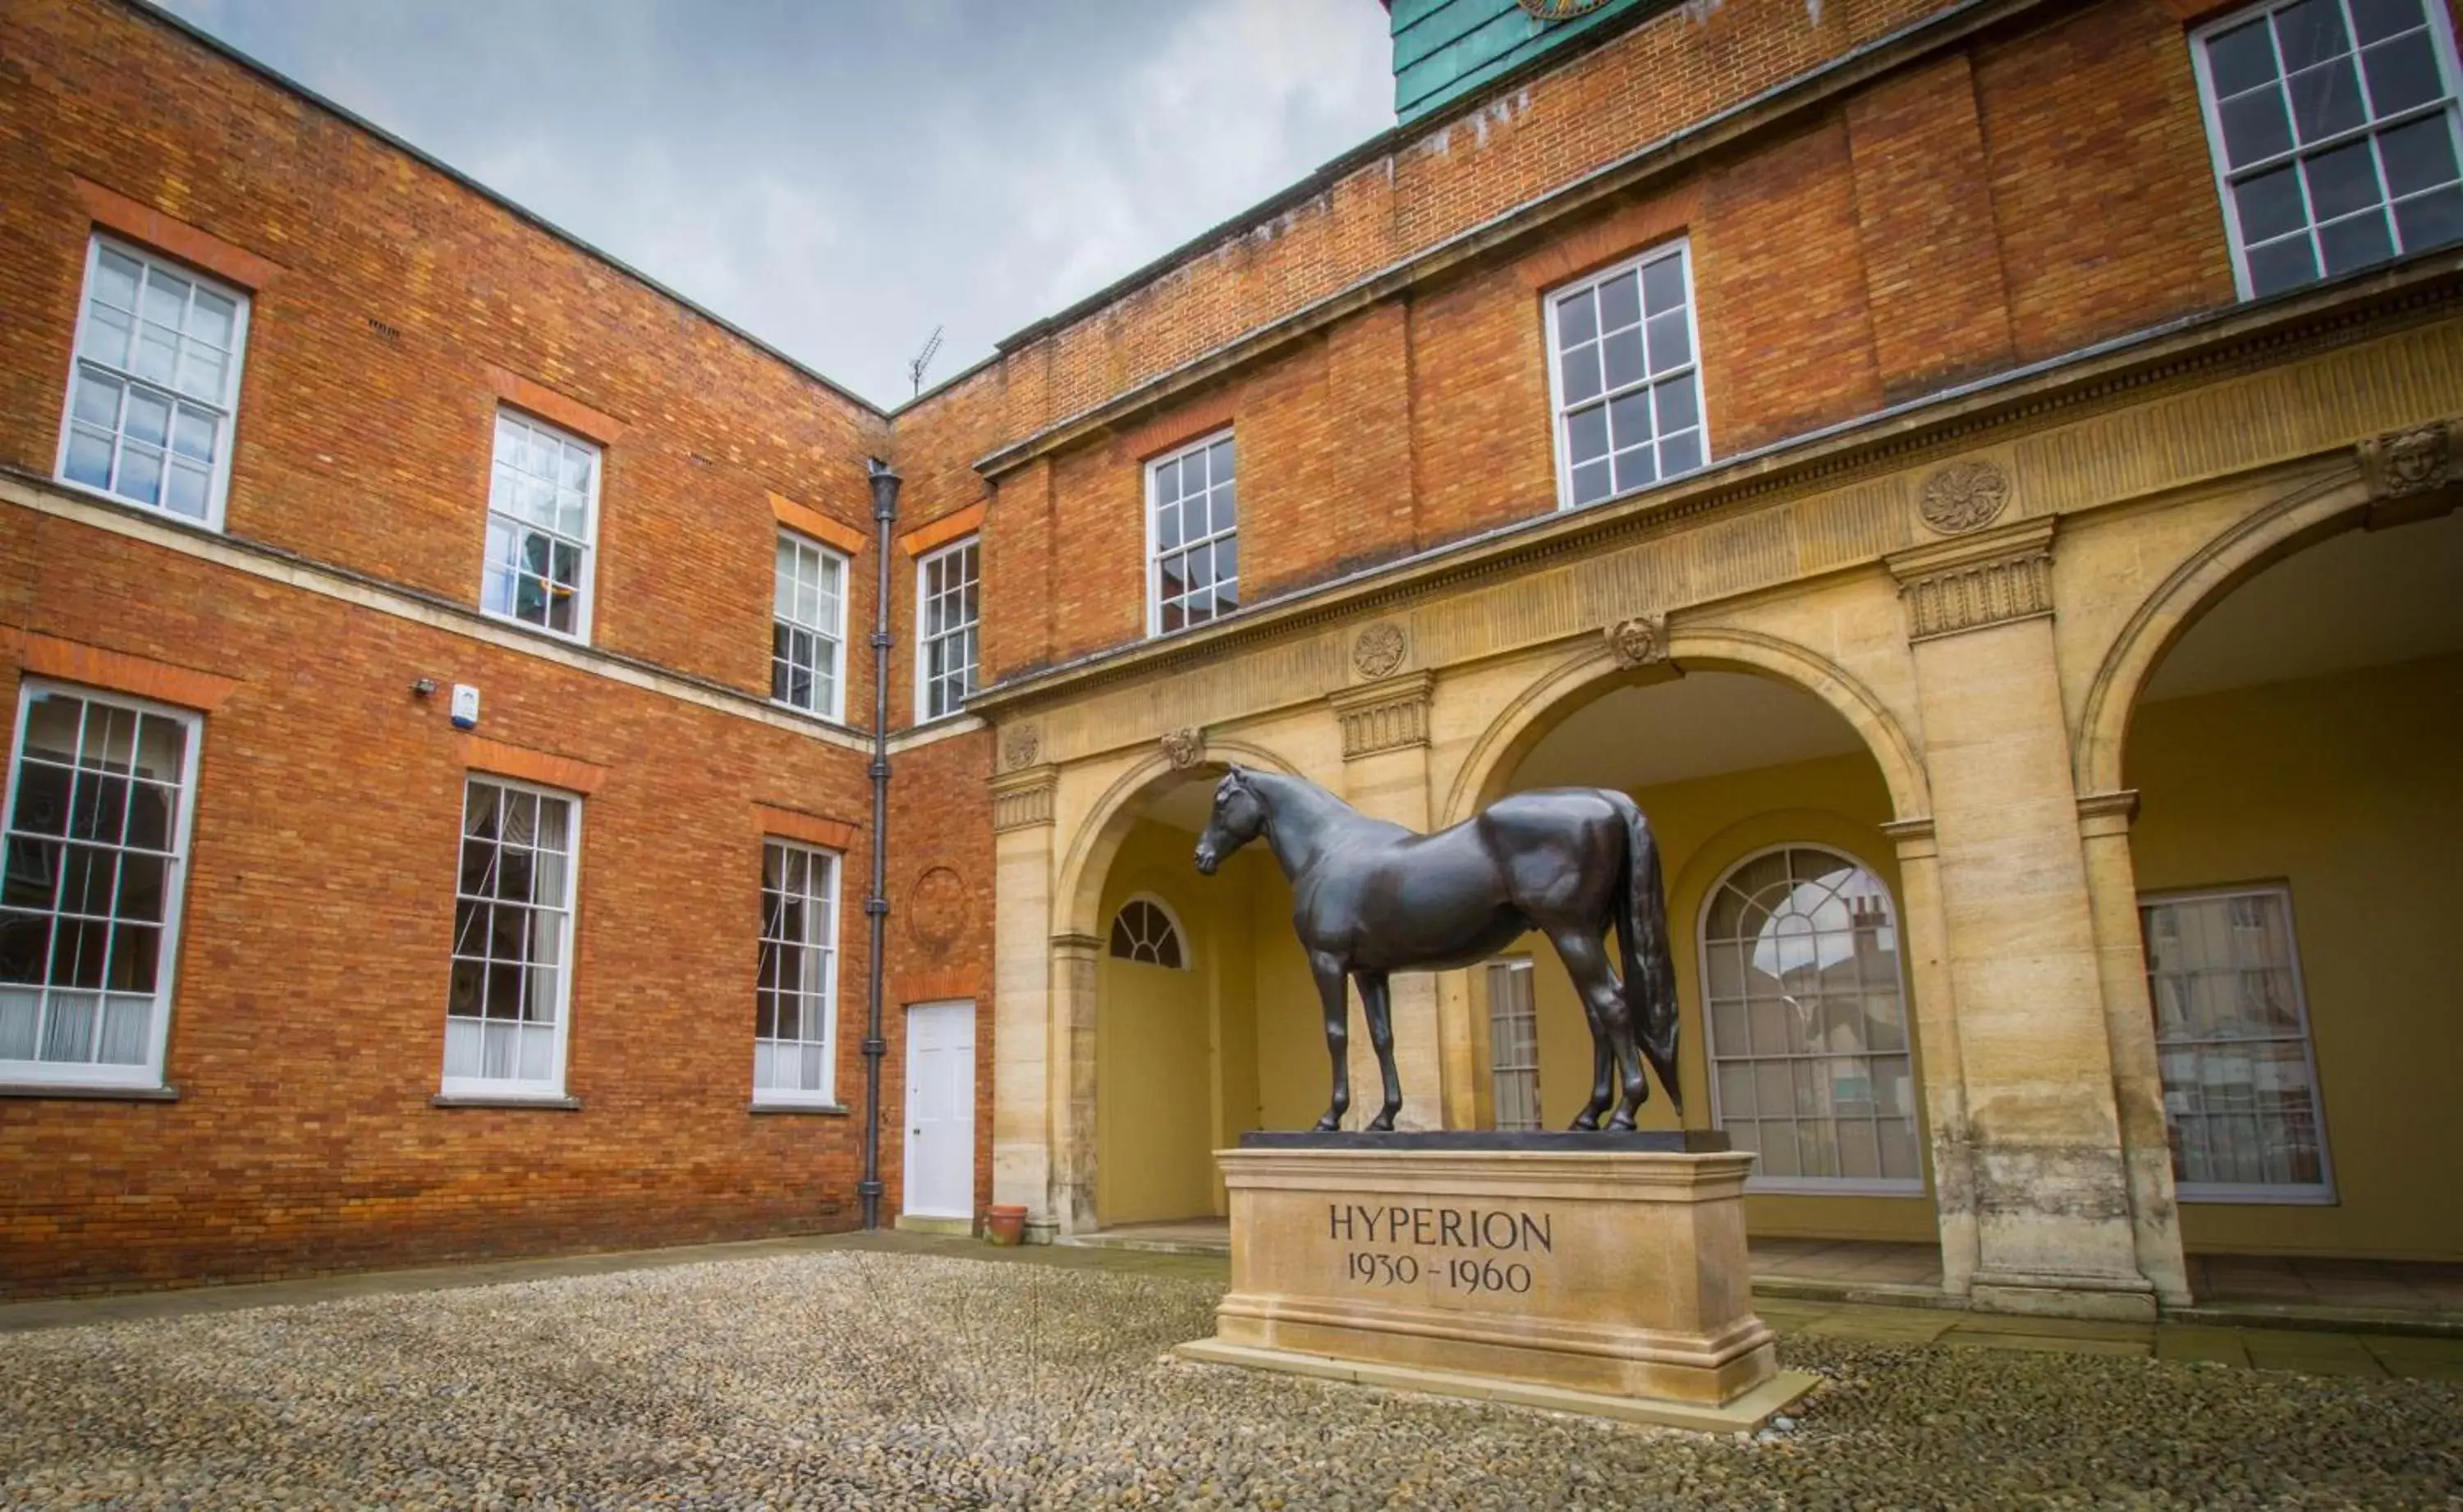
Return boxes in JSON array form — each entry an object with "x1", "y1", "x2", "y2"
[{"x1": 1612, "y1": 792, "x2": 1683, "y2": 1116}]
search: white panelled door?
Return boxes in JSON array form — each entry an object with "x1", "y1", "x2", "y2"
[{"x1": 903, "y1": 1001, "x2": 976, "y2": 1220}]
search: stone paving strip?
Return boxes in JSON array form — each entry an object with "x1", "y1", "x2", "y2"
[{"x1": 2, "y1": 1239, "x2": 2459, "y2": 1510}]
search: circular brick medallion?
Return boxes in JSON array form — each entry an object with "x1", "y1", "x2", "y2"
[{"x1": 906, "y1": 866, "x2": 969, "y2": 952}]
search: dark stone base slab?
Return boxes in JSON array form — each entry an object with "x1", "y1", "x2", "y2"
[{"x1": 1238, "y1": 1129, "x2": 1731, "y2": 1153}]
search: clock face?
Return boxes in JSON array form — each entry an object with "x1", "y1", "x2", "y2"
[{"x1": 1516, "y1": 0, "x2": 1615, "y2": 17}]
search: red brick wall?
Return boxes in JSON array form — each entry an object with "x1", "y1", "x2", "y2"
[
  {"x1": 0, "y1": 0, "x2": 892, "y2": 703},
  {"x1": 0, "y1": 509, "x2": 887, "y2": 1297},
  {"x1": 927, "y1": 0, "x2": 2270, "y2": 679}
]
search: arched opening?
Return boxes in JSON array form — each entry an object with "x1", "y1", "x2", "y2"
[
  {"x1": 1473, "y1": 662, "x2": 1939, "y2": 1252},
  {"x1": 2119, "y1": 503, "x2": 2463, "y2": 1269},
  {"x1": 1082, "y1": 764, "x2": 1313, "y2": 1230}
]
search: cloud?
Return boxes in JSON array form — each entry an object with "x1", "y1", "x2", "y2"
[{"x1": 148, "y1": 0, "x2": 1396, "y2": 406}]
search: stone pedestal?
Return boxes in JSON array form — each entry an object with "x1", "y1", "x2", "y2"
[{"x1": 1175, "y1": 1134, "x2": 1817, "y2": 1431}]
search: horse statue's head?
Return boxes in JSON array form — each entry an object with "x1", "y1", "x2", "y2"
[{"x1": 1194, "y1": 765, "x2": 1267, "y2": 875}]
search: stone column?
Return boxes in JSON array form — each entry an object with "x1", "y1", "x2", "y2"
[
  {"x1": 1329, "y1": 663, "x2": 1447, "y2": 1130},
  {"x1": 1881, "y1": 817, "x2": 1980, "y2": 1297},
  {"x1": 1887, "y1": 516, "x2": 2157, "y2": 1319},
  {"x1": 990, "y1": 757, "x2": 1059, "y2": 1241},
  {"x1": 1049, "y1": 931, "x2": 1103, "y2": 1235},
  {"x1": 2076, "y1": 790, "x2": 2192, "y2": 1307}
]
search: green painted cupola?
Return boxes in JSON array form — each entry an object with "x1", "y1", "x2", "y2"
[{"x1": 1384, "y1": 0, "x2": 1662, "y2": 123}]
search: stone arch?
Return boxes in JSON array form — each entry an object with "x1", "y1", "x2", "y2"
[
  {"x1": 2074, "y1": 468, "x2": 2369, "y2": 796},
  {"x1": 1441, "y1": 625, "x2": 1932, "y2": 828},
  {"x1": 1056, "y1": 735, "x2": 1305, "y2": 946}
]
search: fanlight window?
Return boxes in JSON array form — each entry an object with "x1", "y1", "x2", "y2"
[
  {"x1": 1108, "y1": 897, "x2": 1184, "y2": 969},
  {"x1": 1699, "y1": 845, "x2": 1920, "y2": 1191}
]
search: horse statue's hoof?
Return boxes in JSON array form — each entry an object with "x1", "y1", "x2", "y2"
[
  {"x1": 1314, "y1": 1114, "x2": 1342, "y2": 1133},
  {"x1": 1568, "y1": 1113, "x2": 1601, "y2": 1132},
  {"x1": 1608, "y1": 1116, "x2": 1638, "y2": 1133},
  {"x1": 1366, "y1": 1116, "x2": 1397, "y2": 1133}
]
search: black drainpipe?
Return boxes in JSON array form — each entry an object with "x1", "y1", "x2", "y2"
[{"x1": 859, "y1": 456, "x2": 901, "y2": 1230}]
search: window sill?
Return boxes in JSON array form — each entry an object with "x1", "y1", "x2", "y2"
[
  {"x1": 749, "y1": 1100, "x2": 850, "y2": 1116},
  {"x1": 767, "y1": 698, "x2": 855, "y2": 732},
  {"x1": 50, "y1": 473, "x2": 226, "y2": 535},
  {"x1": 0, "y1": 1081, "x2": 178, "y2": 1102},
  {"x1": 477, "y1": 606, "x2": 592, "y2": 649},
  {"x1": 429, "y1": 1093, "x2": 583, "y2": 1111}
]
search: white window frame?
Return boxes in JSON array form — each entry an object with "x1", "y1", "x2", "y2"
[
  {"x1": 2141, "y1": 882, "x2": 2337, "y2": 1205},
  {"x1": 752, "y1": 837, "x2": 842, "y2": 1108},
  {"x1": 773, "y1": 530, "x2": 851, "y2": 723},
  {"x1": 2190, "y1": 0, "x2": 2463, "y2": 300},
  {"x1": 479, "y1": 408, "x2": 602, "y2": 644},
  {"x1": 1698, "y1": 843, "x2": 1922, "y2": 1197},
  {"x1": 0, "y1": 680, "x2": 203, "y2": 1089},
  {"x1": 54, "y1": 234, "x2": 252, "y2": 532},
  {"x1": 1106, "y1": 892, "x2": 1189, "y2": 969},
  {"x1": 1542, "y1": 239, "x2": 1709, "y2": 513},
  {"x1": 1485, "y1": 957, "x2": 1542, "y2": 1133},
  {"x1": 1144, "y1": 427, "x2": 1239, "y2": 638},
  {"x1": 440, "y1": 775, "x2": 580, "y2": 1102},
  {"x1": 914, "y1": 535, "x2": 981, "y2": 722}
]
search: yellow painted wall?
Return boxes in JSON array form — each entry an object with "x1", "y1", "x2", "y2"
[
  {"x1": 1095, "y1": 820, "x2": 1302, "y2": 1224},
  {"x1": 2127, "y1": 651, "x2": 2463, "y2": 1262},
  {"x1": 1483, "y1": 749, "x2": 1939, "y2": 1243}
]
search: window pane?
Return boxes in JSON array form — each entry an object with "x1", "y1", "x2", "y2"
[
  {"x1": 1554, "y1": 287, "x2": 1597, "y2": 346},
  {"x1": 1566, "y1": 404, "x2": 1610, "y2": 464},
  {"x1": 2303, "y1": 137, "x2": 2384, "y2": 220},
  {"x1": 2319, "y1": 207, "x2": 2396, "y2": 271},
  {"x1": 2351, "y1": 0, "x2": 2424, "y2": 44},
  {"x1": 2273, "y1": 0, "x2": 2351, "y2": 70},
  {"x1": 2235, "y1": 163, "x2": 2311, "y2": 242},
  {"x1": 2221, "y1": 89, "x2": 2297, "y2": 167},
  {"x1": 1598, "y1": 270, "x2": 1641, "y2": 332},
  {"x1": 2246, "y1": 235, "x2": 2320, "y2": 295},
  {"x1": 2396, "y1": 183, "x2": 2463, "y2": 246}
]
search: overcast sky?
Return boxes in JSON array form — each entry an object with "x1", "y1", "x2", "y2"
[{"x1": 153, "y1": 0, "x2": 1397, "y2": 410}]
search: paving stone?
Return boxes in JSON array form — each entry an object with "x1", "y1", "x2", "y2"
[
  {"x1": 2, "y1": 1249, "x2": 2456, "y2": 1510},
  {"x1": 2155, "y1": 1326, "x2": 2252, "y2": 1368}
]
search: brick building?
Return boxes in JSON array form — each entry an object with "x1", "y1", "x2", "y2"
[{"x1": 5, "y1": 0, "x2": 2461, "y2": 1314}]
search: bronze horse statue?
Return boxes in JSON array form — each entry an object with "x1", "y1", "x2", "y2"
[{"x1": 1193, "y1": 766, "x2": 1680, "y2": 1134}]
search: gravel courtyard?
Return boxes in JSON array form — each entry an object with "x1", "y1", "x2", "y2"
[{"x1": 2, "y1": 1249, "x2": 2457, "y2": 1511}]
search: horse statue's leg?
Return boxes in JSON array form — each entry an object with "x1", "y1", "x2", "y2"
[
  {"x1": 1308, "y1": 950, "x2": 1353, "y2": 1133},
  {"x1": 1355, "y1": 969, "x2": 1404, "y2": 1132},
  {"x1": 1546, "y1": 925, "x2": 1642, "y2": 1131}
]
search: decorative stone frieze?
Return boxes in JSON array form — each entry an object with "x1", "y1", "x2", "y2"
[
  {"x1": 1603, "y1": 615, "x2": 1668, "y2": 669},
  {"x1": 1159, "y1": 726, "x2": 1207, "y2": 770},
  {"x1": 1001, "y1": 722, "x2": 1042, "y2": 771},
  {"x1": 990, "y1": 766, "x2": 1057, "y2": 832},
  {"x1": 1351, "y1": 621, "x2": 1409, "y2": 680},
  {"x1": 1329, "y1": 673, "x2": 1435, "y2": 760},
  {"x1": 1917, "y1": 459, "x2": 2012, "y2": 534},
  {"x1": 1887, "y1": 520, "x2": 2056, "y2": 643},
  {"x1": 2075, "y1": 790, "x2": 2141, "y2": 841}
]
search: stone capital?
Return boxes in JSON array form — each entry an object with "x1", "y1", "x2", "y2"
[
  {"x1": 1879, "y1": 816, "x2": 1938, "y2": 860},
  {"x1": 1049, "y1": 931, "x2": 1103, "y2": 960},
  {"x1": 2075, "y1": 789, "x2": 2141, "y2": 840},
  {"x1": 1886, "y1": 518, "x2": 2056, "y2": 643},
  {"x1": 1329, "y1": 671, "x2": 1435, "y2": 760},
  {"x1": 990, "y1": 765, "x2": 1057, "y2": 832}
]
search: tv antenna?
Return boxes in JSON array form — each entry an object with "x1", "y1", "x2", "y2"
[{"x1": 908, "y1": 326, "x2": 944, "y2": 397}]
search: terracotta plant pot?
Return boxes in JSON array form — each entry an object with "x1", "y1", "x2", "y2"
[{"x1": 984, "y1": 1203, "x2": 1028, "y2": 1246}]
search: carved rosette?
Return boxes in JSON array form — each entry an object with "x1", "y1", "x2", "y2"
[
  {"x1": 1604, "y1": 615, "x2": 1667, "y2": 669},
  {"x1": 1351, "y1": 621, "x2": 1408, "y2": 680},
  {"x1": 905, "y1": 866, "x2": 969, "y2": 953},
  {"x1": 1001, "y1": 723, "x2": 1042, "y2": 771},
  {"x1": 1918, "y1": 460, "x2": 2011, "y2": 535},
  {"x1": 1159, "y1": 727, "x2": 1206, "y2": 770}
]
